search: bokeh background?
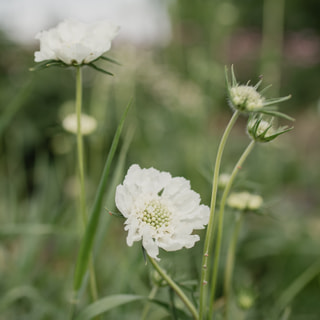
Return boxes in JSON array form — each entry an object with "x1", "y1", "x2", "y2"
[{"x1": 0, "y1": 0, "x2": 319, "y2": 319}]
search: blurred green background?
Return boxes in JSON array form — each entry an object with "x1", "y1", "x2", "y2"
[{"x1": 0, "y1": 0, "x2": 319, "y2": 319}]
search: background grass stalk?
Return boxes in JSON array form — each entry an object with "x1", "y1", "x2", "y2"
[
  {"x1": 209, "y1": 140, "x2": 255, "y2": 317},
  {"x1": 223, "y1": 212, "x2": 244, "y2": 320},
  {"x1": 274, "y1": 258, "x2": 320, "y2": 317},
  {"x1": 148, "y1": 257, "x2": 198, "y2": 320},
  {"x1": 199, "y1": 110, "x2": 240, "y2": 319}
]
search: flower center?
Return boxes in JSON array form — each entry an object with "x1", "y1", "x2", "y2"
[
  {"x1": 230, "y1": 85, "x2": 264, "y2": 111},
  {"x1": 139, "y1": 199, "x2": 171, "y2": 229}
]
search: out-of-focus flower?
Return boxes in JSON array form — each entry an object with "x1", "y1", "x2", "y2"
[
  {"x1": 115, "y1": 164, "x2": 210, "y2": 260},
  {"x1": 218, "y1": 173, "x2": 231, "y2": 188},
  {"x1": 34, "y1": 19, "x2": 119, "y2": 65},
  {"x1": 62, "y1": 113, "x2": 97, "y2": 135},
  {"x1": 247, "y1": 116, "x2": 293, "y2": 143},
  {"x1": 227, "y1": 191, "x2": 263, "y2": 211}
]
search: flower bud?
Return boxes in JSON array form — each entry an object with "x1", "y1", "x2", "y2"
[
  {"x1": 227, "y1": 192, "x2": 263, "y2": 211},
  {"x1": 247, "y1": 116, "x2": 293, "y2": 143}
]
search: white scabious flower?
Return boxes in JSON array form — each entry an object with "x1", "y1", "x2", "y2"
[
  {"x1": 227, "y1": 192, "x2": 263, "y2": 211},
  {"x1": 62, "y1": 113, "x2": 97, "y2": 135},
  {"x1": 115, "y1": 164, "x2": 210, "y2": 260},
  {"x1": 34, "y1": 19, "x2": 119, "y2": 65}
]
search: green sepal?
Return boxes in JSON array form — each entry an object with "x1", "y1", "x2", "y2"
[
  {"x1": 29, "y1": 59, "x2": 69, "y2": 71},
  {"x1": 106, "y1": 209, "x2": 125, "y2": 219},
  {"x1": 88, "y1": 63, "x2": 114, "y2": 76},
  {"x1": 100, "y1": 55, "x2": 121, "y2": 65},
  {"x1": 258, "y1": 109, "x2": 295, "y2": 122}
]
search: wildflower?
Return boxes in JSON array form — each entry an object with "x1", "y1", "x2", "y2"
[
  {"x1": 115, "y1": 164, "x2": 210, "y2": 260},
  {"x1": 227, "y1": 191, "x2": 263, "y2": 211},
  {"x1": 247, "y1": 116, "x2": 293, "y2": 143},
  {"x1": 225, "y1": 66, "x2": 292, "y2": 119},
  {"x1": 62, "y1": 113, "x2": 97, "y2": 135},
  {"x1": 237, "y1": 289, "x2": 255, "y2": 310},
  {"x1": 33, "y1": 19, "x2": 119, "y2": 73},
  {"x1": 218, "y1": 173, "x2": 231, "y2": 188}
]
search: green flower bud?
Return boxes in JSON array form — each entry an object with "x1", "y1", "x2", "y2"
[{"x1": 247, "y1": 116, "x2": 293, "y2": 143}]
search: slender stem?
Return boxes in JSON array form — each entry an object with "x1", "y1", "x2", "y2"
[
  {"x1": 75, "y1": 67, "x2": 99, "y2": 315},
  {"x1": 148, "y1": 257, "x2": 198, "y2": 320},
  {"x1": 141, "y1": 285, "x2": 159, "y2": 320},
  {"x1": 199, "y1": 110, "x2": 240, "y2": 320},
  {"x1": 209, "y1": 140, "x2": 255, "y2": 317},
  {"x1": 75, "y1": 66, "x2": 87, "y2": 226},
  {"x1": 223, "y1": 212, "x2": 244, "y2": 320}
]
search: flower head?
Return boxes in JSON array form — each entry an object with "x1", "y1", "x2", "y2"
[
  {"x1": 32, "y1": 19, "x2": 119, "y2": 74},
  {"x1": 35, "y1": 19, "x2": 119, "y2": 65},
  {"x1": 247, "y1": 116, "x2": 293, "y2": 143},
  {"x1": 62, "y1": 113, "x2": 97, "y2": 135},
  {"x1": 115, "y1": 164, "x2": 210, "y2": 260},
  {"x1": 225, "y1": 66, "x2": 293, "y2": 119},
  {"x1": 227, "y1": 191, "x2": 263, "y2": 211}
]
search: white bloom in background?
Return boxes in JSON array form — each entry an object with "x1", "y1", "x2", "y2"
[
  {"x1": 115, "y1": 164, "x2": 210, "y2": 260},
  {"x1": 62, "y1": 113, "x2": 97, "y2": 135},
  {"x1": 229, "y1": 85, "x2": 264, "y2": 111},
  {"x1": 227, "y1": 192, "x2": 263, "y2": 211},
  {"x1": 34, "y1": 19, "x2": 119, "y2": 65},
  {"x1": 218, "y1": 173, "x2": 231, "y2": 188}
]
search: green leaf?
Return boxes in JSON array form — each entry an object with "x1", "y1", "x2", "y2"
[
  {"x1": 74, "y1": 295, "x2": 145, "y2": 320},
  {"x1": 73, "y1": 99, "x2": 132, "y2": 292}
]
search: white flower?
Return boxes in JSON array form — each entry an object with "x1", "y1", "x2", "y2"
[
  {"x1": 227, "y1": 192, "x2": 263, "y2": 211},
  {"x1": 115, "y1": 164, "x2": 210, "y2": 260},
  {"x1": 229, "y1": 85, "x2": 264, "y2": 111},
  {"x1": 218, "y1": 173, "x2": 231, "y2": 188},
  {"x1": 34, "y1": 19, "x2": 119, "y2": 65},
  {"x1": 62, "y1": 113, "x2": 97, "y2": 135}
]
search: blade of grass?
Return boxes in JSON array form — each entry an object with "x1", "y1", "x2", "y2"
[{"x1": 73, "y1": 99, "x2": 132, "y2": 292}]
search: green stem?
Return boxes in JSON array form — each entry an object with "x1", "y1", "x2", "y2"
[
  {"x1": 148, "y1": 257, "x2": 198, "y2": 320},
  {"x1": 199, "y1": 110, "x2": 240, "y2": 320},
  {"x1": 209, "y1": 140, "x2": 255, "y2": 317},
  {"x1": 223, "y1": 212, "x2": 244, "y2": 320},
  {"x1": 75, "y1": 67, "x2": 99, "y2": 315},
  {"x1": 75, "y1": 66, "x2": 87, "y2": 227}
]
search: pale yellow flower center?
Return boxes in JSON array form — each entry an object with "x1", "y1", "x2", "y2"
[
  {"x1": 139, "y1": 199, "x2": 171, "y2": 229},
  {"x1": 230, "y1": 85, "x2": 264, "y2": 111}
]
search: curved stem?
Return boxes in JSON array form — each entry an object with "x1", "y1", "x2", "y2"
[
  {"x1": 209, "y1": 140, "x2": 255, "y2": 317},
  {"x1": 148, "y1": 257, "x2": 198, "y2": 320},
  {"x1": 223, "y1": 212, "x2": 244, "y2": 320},
  {"x1": 199, "y1": 110, "x2": 240, "y2": 319}
]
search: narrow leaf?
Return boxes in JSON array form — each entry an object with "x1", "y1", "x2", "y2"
[
  {"x1": 73, "y1": 99, "x2": 132, "y2": 291},
  {"x1": 74, "y1": 295, "x2": 144, "y2": 320}
]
